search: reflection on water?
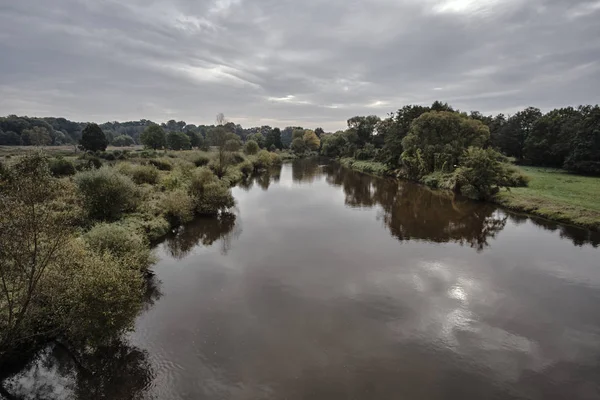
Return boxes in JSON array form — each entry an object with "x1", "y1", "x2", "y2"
[
  {"x1": 164, "y1": 213, "x2": 239, "y2": 259},
  {"x1": 5, "y1": 159, "x2": 600, "y2": 400}
]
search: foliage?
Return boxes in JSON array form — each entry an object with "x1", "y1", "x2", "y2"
[
  {"x1": 291, "y1": 137, "x2": 307, "y2": 154},
  {"x1": 379, "y1": 105, "x2": 431, "y2": 168},
  {"x1": 148, "y1": 158, "x2": 172, "y2": 171},
  {"x1": 247, "y1": 133, "x2": 265, "y2": 148},
  {"x1": 49, "y1": 157, "x2": 76, "y2": 176},
  {"x1": 564, "y1": 106, "x2": 600, "y2": 175},
  {"x1": 355, "y1": 143, "x2": 377, "y2": 160},
  {"x1": 130, "y1": 164, "x2": 160, "y2": 185},
  {"x1": 245, "y1": 139, "x2": 259, "y2": 155},
  {"x1": 84, "y1": 223, "x2": 155, "y2": 272},
  {"x1": 321, "y1": 133, "x2": 349, "y2": 158},
  {"x1": 80, "y1": 123, "x2": 108, "y2": 152},
  {"x1": 166, "y1": 131, "x2": 192, "y2": 151},
  {"x1": 140, "y1": 125, "x2": 166, "y2": 150},
  {"x1": 494, "y1": 107, "x2": 542, "y2": 160},
  {"x1": 112, "y1": 134, "x2": 135, "y2": 147},
  {"x1": 401, "y1": 111, "x2": 489, "y2": 179},
  {"x1": 524, "y1": 108, "x2": 580, "y2": 167},
  {"x1": 75, "y1": 167, "x2": 139, "y2": 220},
  {"x1": 162, "y1": 189, "x2": 195, "y2": 225},
  {"x1": 303, "y1": 130, "x2": 321, "y2": 151},
  {"x1": 265, "y1": 127, "x2": 283, "y2": 150},
  {"x1": 21, "y1": 127, "x2": 52, "y2": 146},
  {"x1": 193, "y1": 154, "x2": 211, "y2": 167},
  {"x1": 347, "y1": 115, "x2": 380, "y2": 146},
  {"x1": 188, "y1": 168, "x2": 234, "y2": 215},
  {"x1": 453, "y1": 147, "x2": 515, "y2": 200},
  {"x1": 0, "y1": 153, "x2": 74, "y2": 352}
]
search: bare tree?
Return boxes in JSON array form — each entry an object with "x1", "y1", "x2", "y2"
[{"x1": 216, "y1": 113, "x2": 226, "y2": 126}]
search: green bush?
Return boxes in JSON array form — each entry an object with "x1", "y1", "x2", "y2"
[
  {"x1": 254, "y1": 150, "x2": 273, "y2": 170},
  {"x1": 130, "y1": 164, "x2": 159, "y2": 185},
  {"x1": 162, "y1": 189, "x2": 195, "y2": 225},
  {"x1": 140, "y1": 150, "x2": 158, "y2": 159},
  {"x1": 193, "y1": 154, "x2": 211, "y2": 167},
  {"x1": 188, "y1": 168, "x2": 234, "y2": 215},
  {"x1": 239, "y1": 160, "x2": 254, "y2": 176},
  {"x1": 148, "y1": 158, "x2": 172, "y2": 171},
  {"x1": 100, "y1": 152, "x2": 117, "y2": 161},
  {"x1": 230, "y1": 152, "x2": 246, "y2": 165},
  {"x1": 453, "y1": 147, "x2": 515, "y2": 200},
  {"x1": 244, "y1": 140, "x2": 259, "y2": 155},
  {"x1": 49, "y1": 157, "x2": 76, "y2": 176},
  {"x1": 75, "y1": 167, "x2": 139, "y2": 220},
  {"x1": 84, "y1": 223, "x2": 155, "y2": 272}
]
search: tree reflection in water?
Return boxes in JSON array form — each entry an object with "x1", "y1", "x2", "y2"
[
  {"x1": 1, "y1": 276, "x2": 164, "y2": 400},
  {"x1": 164, "y1": 212, "x2": 240, "y2": 259}
]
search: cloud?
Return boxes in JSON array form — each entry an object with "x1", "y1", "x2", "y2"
[{"x1": 0, "y1": 0, "x2": 599, "y2": 130}]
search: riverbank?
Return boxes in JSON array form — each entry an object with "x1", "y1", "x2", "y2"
[{"x1": 338, "y1": 158, "x2": 600, "y2": 231}]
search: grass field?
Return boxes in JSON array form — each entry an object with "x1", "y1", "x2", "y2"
[{"x1": 494, "y1": 166, "x2": 600, "y2": 230}]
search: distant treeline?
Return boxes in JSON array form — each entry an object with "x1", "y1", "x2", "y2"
[
  {"x1": 1, "y1": 101, "x2": 599, "y2": 174},
  {"x1": 0, "y1": 116, "x2": 302, "y2": 149}
]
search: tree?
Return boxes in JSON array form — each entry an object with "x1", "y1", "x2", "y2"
[
  {"x1": 166, "y1": 131, "x2": 192, "y2": 150},
  {"x1": 248, "y1": 133, "x2": 265, "y2": 148},
  {"x1": 265, "y1": 127, "x2": 283, "y2": 150},
  {"x1": 244, "y1": 140, "x2": 259, "y2": 155},
  {"x1": 112, "y1": 135, "x2": 135, "y2": 147},
  {"x1": 292, "y1": 129, "x2": 305, "y2": 140},
  {"x1": 0, "y1": 153, "x2": 73, "y2": 353},
  {"x1": 185, "y1": 130, "x2": 202, "y2": 148},
  {"x1": 291, "y1": 137, "x2": 307, "y2": 154},
  {"x1": 0, "y1": 130, "x2": 21, "y2": 145},
  {"x1": 347, "y1": 115, "x2": 380, "y2": 147},
  {"x1": 524, "y1": 107, "x2": 581, "y2": 167},
  {"x1": 303, "y1": 130, "x2": 321, "y2": 151},
  {"x1": 321, "y1": 133, "x2": 348, "y2": 158},
  {"x1": 454, "y1": 147, "x2": 514, "y2": 200},
  {"x1": 22, "y1": 127, "x2": 52, "y2": 147},
  {"x1": 211, "y1": 117, "x2": 241, "y2": 177},
  {"x1": 380, "y1": 105, "x2": 431, "y2": 168},
  {"x1": 495, "y1": 107, "x2": 542, "y2": 160},
  {"x1": 315, "y1": 127, "x2": 325, "y2": 138},
  {"x1": 401, "y1": 111, "x2": 489, "y2": 178},
  {"x1": 79, "y1": 123, "x2": 108, "y2": 152},
  {"x1": 140, "y1": 125, "x2": 166, "y2": 150},
  {"x1": 564, "y1": 106, "x2": 600, "y2": 175}
]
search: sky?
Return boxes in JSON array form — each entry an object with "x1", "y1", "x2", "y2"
[{"x1": 0, "y1": 0, "x2": 599, "y2": 131}]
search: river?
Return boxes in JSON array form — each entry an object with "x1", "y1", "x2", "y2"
[{"x1": 4, "y1": 159, "x2": 600, "y2": 399}]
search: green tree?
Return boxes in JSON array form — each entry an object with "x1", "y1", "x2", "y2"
[
  {"x1": 292, "y1": 129, "x2": 305, "y2": 140},
  {"x1": 495, "y1": 107, "x2": 542, "y2": 160},
  {"x1": 303, "y1": 130, "x2": 321, "y2": 151},
  {"x1": 248, "y1": 132, "x2": 265, "y2": 148},
  {"x1": 140, "y1": 125, "x2": 166, "y2": 150},
  {"x1": 166, "y1": 131, "x2": 192, "y2": 150},
  {"x1": 315, "y1": 127, "x2": 325, "y2": 138},
  {"x1": 347, "y1": 115, "x2": 380, "y2": 147},
  {"x1": 291, "y1": 137, "x2": 307, "y2": 154},
  {"x1": 524, "y1": 107, "x2": 581, "y2": 167},
  {"x1": 0, "y1": 130, "x2": 21, "y2": 145},
  {"x1": 22, "y1": 127, "x2": 52, "y2": 147},
  {"x1": 0, "y1": 153, "x2": 73, "y2": 353},
  {"x1": 380, "y1": 105, "x2": 431, "y2": 168},
  {"x1": 244, "y1": 140, "x2": 259, "y2": 155},
  {"x1": 112, "y1": 134, "x2": 135, "y2": 147},
  {"x1": 454, "y1": 147, "x2": 515, "y2": 200},
  {"x1": 564, "y1": 106, "x2": 600, "y2": 175},
  {"x1": 401, "y1": 111, "x2": 489, "y2": 178},
  {"x1": 321, "y1": 133, "x2": 348, "y2": 158},
  {"x1": 265, "y1": 127, "x2": 283, "y2": 150},
  {"x1": 80, "y1": 123, "x2": 108, "y2": 152}
]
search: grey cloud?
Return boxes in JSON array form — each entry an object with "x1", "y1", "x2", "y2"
[{"x1": 1, "y1": 0, "x2": 599, "y2": 130}]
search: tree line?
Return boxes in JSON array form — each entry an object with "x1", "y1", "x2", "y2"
[{"x1": 321, "y1": 101, "x2": 600, "y2": 176}]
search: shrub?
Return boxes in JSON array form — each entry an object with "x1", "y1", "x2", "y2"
[
  {"x1": 148, "y1": 158, "x2": 172, "y2": 171},
  {"x1": 244, "y1": 140, "x2": 259, "y2": 155},
  {"x1": 453, "y1": 147, "x2": 515, "y2": 200},
  {"x1": 130, "y1": 164, "x2": 160, "y2": 185},
  {"x1": 193, "y1": 154, "x2": 211, "y2": 167},
  {"x1": 230, "y1": 152, "x2": 246, "y2": 165},
  {"x1": 84, "y1": 223, "x2": 155, "y2": 272},
  {"x1": 254, "y1": 150, "x2": 273, "y2": 170},
  {"x1": 239, "y1": 160, "x2": 254, "y2": 176},
  {"x1": 162, "y1": 190, "x2": 195, "y2": 225},
  {"x1": 140, "y1": 150, "x2": 157, "y2": 159},
  {"x1": 49, "y1": 157, "x2": 76, "y2": 176},
  {"x1": 188, "y1": 168, "x2": 234, "y2": 215},
  {"x1": 101, "y1": 152, "x2": 117, "y2": 161},
  {"x1": 75, "y1": 167, "x2": 139, "y2": 220}
]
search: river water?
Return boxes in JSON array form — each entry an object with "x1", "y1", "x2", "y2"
[{"x1": 5, "y1": 159, "x2": 600, "y2": 399}]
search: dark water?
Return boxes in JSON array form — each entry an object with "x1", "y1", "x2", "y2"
[{"x1": 6, "y1": 159, "x2": 600, "y2": 399}]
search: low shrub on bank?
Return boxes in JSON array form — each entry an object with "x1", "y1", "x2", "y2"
[
  {"x1": 131, "y1": 164, "x2": 160, "y2": 185},
  {"x1": 49, "y1": 157, "x2": 76, "y2": 176},
  {"x1": 189, "y1": 168, "x2": 234, "y2": 215},
  {"x1": 162, "y1": 189, "x2": 195, "y2": 225},
  {"x1": 84, "y1": 223, "x2": 155, "y2": 272},
  {"x1": 75, "y1": 167, "x2": 140, "y2": 221},
  {"x1": 148, "y1": 158, "x2": 172, "y2": 171}
]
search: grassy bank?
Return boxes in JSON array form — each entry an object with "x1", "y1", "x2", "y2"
[
  {"x1": 338, "y1": 158, "x2": 600, "y2": 231},
  {"x1": 493, "y1": 167, "x2": 600, "y2": 231}
]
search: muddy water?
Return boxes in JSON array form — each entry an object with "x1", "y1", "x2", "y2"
[{"x1": 5, "y1": 159, "x2": 600, "y2": 399}]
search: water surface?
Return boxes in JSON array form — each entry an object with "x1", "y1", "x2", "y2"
[{"x1": 6, "y1": 159, "x2": 600, "y2": 399}]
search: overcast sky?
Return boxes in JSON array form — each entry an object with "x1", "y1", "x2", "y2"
[{"x1": 1, "y1": 0, "x2": 599, "y2": 130}]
